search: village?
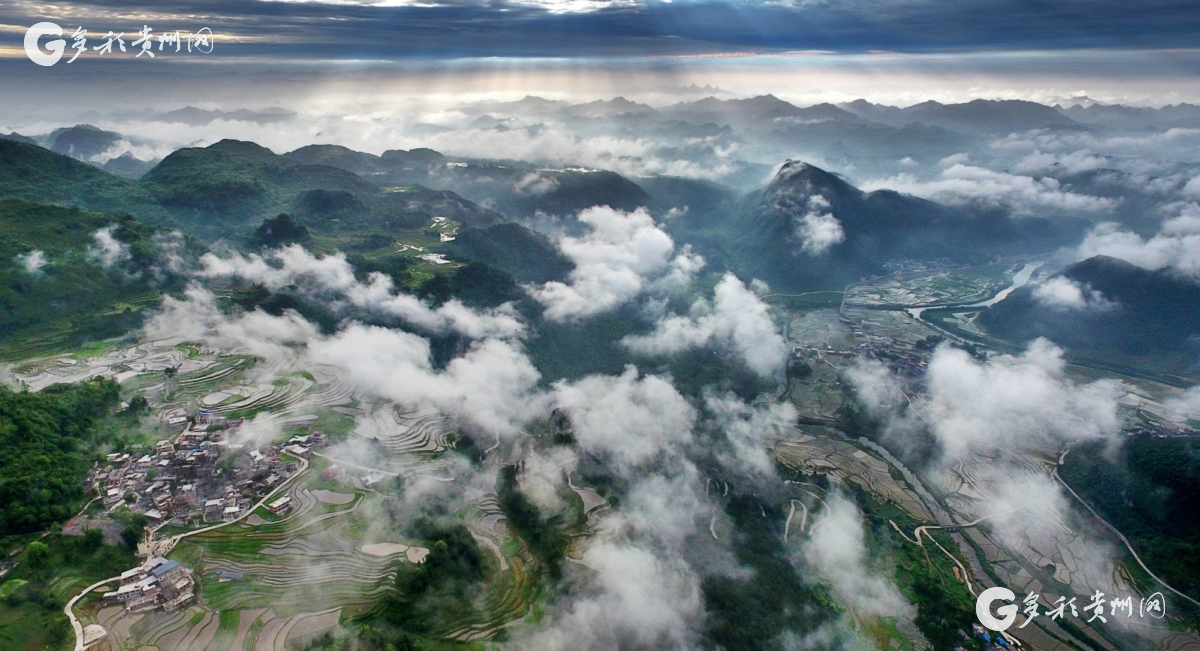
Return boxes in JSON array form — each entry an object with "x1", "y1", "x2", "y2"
[
  {"x1": 82, "y1": 411, "x2": 330, "y2": 615},
  {"x1": 87, "y1": 412, "x2": 327, "y2": 527}
]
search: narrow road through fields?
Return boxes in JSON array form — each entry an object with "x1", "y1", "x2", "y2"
[
  {"x1": 66, "y1": 458, "x2": 309, "y2": 651},
  {"x1": 1054, "y1": 450, "x2": 1200, "y2": 609}
]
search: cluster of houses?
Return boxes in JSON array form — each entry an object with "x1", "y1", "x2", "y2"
[
  {"x1": 86, "y1": 413, "x2": 326, "y2": 527},
  {"x1": 74, "y1": 413, "x2": 334, "y2": 629},
  {"x1": 101, "y1": 556, "x2": 194, "y2": 613},
  {"x1": 1126, "y1": 424, "x2": 1200, "y2": 437}
]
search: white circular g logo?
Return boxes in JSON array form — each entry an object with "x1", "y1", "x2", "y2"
[
  {"x1": 25, "y1": 22, "x2": 65, "y2": 67},
  {"x1": 976, "y1": 586, "x2": 1018, "y2": 632}
]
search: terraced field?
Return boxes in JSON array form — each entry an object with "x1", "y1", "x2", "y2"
[
  {"x1": 77, "y1": 463, "x2": 541, "y2": 650},
  {"x1": 11, "y1": 336, "x2": 551, "y2": 650},
  {"x1": 8, "y1": 338, "x2": 463, "y2": 457}
]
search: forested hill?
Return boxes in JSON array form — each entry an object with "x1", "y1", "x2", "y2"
[
  {"x1": 980, "y1": 255, "x2": 1200, "y2": 355},
  {"x1": 0, "y1": 378, "x2": 120, "y2": 535},
  {"x1": 0, "y1": 198, "x2": 201, "y2": 359}
]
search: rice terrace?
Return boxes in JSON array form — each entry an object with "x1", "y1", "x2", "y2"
[{"x1": 6, "y1": 337, "x2": 555, "y2": 650}]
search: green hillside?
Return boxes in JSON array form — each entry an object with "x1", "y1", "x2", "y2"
[
  {"x1": 141, "y1": 139, "x2": 378, "y2": 224},
  {"x1": 1062, "y1": 437, "x2": 1200, "y2": 604},
  {"x1": 0, "y1": 377, "x2": 121, "y2": 534},
  {"x1": 443, "y1": 223, "x2": 573, "y2": 283},
  {"x1": 979, "y1": 255, "x2": 1200, "y2": 382},
  {"x1": 0, "y1": 199, "x2": 198, "y2": 360},
  {"x1": 0, "y1": 139, "x2": 163, "y2": 219}
]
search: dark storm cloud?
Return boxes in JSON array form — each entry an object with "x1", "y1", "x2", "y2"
[{"x1": 3, "y1": 0, "x2": 1200, "y2": 60}]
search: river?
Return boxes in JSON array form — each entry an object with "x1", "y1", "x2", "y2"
[{"x1": 906, "y1": 262, "x2": 1042, "y2": 320}]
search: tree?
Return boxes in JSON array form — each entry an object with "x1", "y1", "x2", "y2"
[
  {"x1": 26, "y1": 541, "x2": 49, "y2": 569},
  {"x1": 120, "y1": 525, "x2": 141, "y2": 550},
  {"x1": 162, "y1": 366, "x2": 177, "y2": 396},
  {"x1": 82, "y1": 527, "x2": 104, "y2": 552},
  {"x1": 496, "y1": 465, "x2": 568, "y2": 578},
  {"x1": 0, "y1": 378, "x2": 120, "y2": 535},
  {"x1": 216, "y1": 451, "x2": 238, "y2": 478},
  {"x1": 254, "y1": 213, "x2": 310, "y2": 245},
  {"x1": 124, "y1": 394, "x2": 149, "y2": 416}
]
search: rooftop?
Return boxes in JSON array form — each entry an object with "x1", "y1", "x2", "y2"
[{"x1": 149, "y1": 559, "x2": 180, "y2": 578}]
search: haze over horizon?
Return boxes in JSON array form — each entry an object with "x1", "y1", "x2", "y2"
[{"x1": 3, "y1": 0, "x2": 1200, "y2": 114}]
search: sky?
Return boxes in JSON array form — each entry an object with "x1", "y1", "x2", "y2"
[{"x1": 2, "y1": 0, "x2": 1199, "y2": 109}]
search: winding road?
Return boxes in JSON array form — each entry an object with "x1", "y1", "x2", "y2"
[
  {"x1": 1054, "y1": 449, "x2": 1200, "y2": 609},
  {"x1": 65, "y1": 457, "x2": 309, "y2": 651}
]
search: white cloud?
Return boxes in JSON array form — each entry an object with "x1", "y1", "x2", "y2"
[
  {"x1": 518, "y1": 447, "x2": 577, "y2": 513},
  {"x1": 804, "y1": 491, "x2": 909, "y2": 618},
  {"x1": 514, "y1": 542, "x2": 703, "y2": 651},
  {"x1": 1165, "y1": 386, "x2": 1200, "y2": 420},
  {"x1": 529, "y1": 206, "x2": 704, "y2": 321},
  {"x1": 153, "y1": 231, "x2": 188, "y2": 273},
  {"x1": 992, "y1": 128, "x2": 1200, "y2": 174},
  {"x1": 551, "y1": 365, "x2": 695, "y2": 470},
  {"x1": 88, "y1": 139, "x2": 169, "y2": 165},
  {"x1": 924, "y1": 339, "x2": 1123, "y2": 459},
  {"x1": 14, "y1": 249, "x2": 45, "y2": 274},
  {"x1": 1182, "y1": 175, "x2": 1200, "y2": 198},
  {"x1": 662, "y1": 206, "x2": 689, "y2": 220},
  {"x1": 1012, "y1": 149, "x2": 1109, "y2": 175},
  {"x1": 864, "y1": 164, "x2": 1117, "y2": 216},
  {"x1": 497, "y1": 0, "x2": 641, "y2": 14},
  {"x1": 145, "y1": 284, "x2": 321, "y2": 360},
  {"x1": 794, "y1": 195, "x2": 844, "y2": 255},
  {"x1": 1078, "y1": 207, "x2": 1200, "y2": 278},
  {"x1": 515, "y1": 171, "x2": 561, "y2": 195},
  {"x1": 842, "y1": 357, "x2": 927, "y2": 458},
  {"x1": 144, "y1": 284, "x2": 543, "y2": 438},
  {"x1": 199, "y1": 244, "x2": 526, "y2": 338},
  {"x1": 310, "y1": 324, "x2": 545, "y2": 438},
  {"x1": 1031, "y1": 276, "x2": 1116, "y2": 311},
  {"x1": 622, "y1": 273, "x2": 787, "y2": 377},
  {"x1": 704, "y1": 392, "x2": 796, "y2": 475},
  {"x1": 844, "y1": 357, "x2": 907, "y2": 418},
  {"x1": 87, "y1": 225, "x2": 130, "y2": 268},
  {"x1": 846, "y1": 341, "x2": 1128, "y2": 599}
]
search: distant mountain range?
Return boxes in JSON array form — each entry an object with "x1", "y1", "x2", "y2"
[
  {"x1": 0, "y1": 134, "x2": 1088, "y2": 286},
  {"x1": 71, "y1": 106, "x2": 297, "y2": 127},
  {"x1": 464, "y1": 94, "x2": 1108, "y2": 135},
  {"x1": 13, "y1": 94, "x2": 1200, "y2": 197},
  {"x1": 2, "y1": 120, "x2": 1192, "y2": 384},
  {"x1": 44, "y1": 125, "x2": 122, "y2": 160},
  {"x1": 839, "y1": 98, "x2": 1082, "y2": 133},
  {"x1": 1055, "y1": 101, "x2": 1200, "y2": 129},
  {"x1": 283, "y1": 143, "x2": 652, "y2": 224}
]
